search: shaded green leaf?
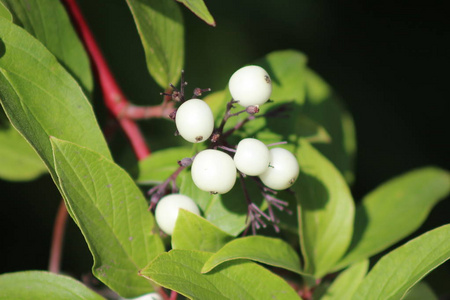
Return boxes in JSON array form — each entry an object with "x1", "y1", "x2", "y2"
[
  {"x1": 3, "y1": 0, "x2": 93, "y2": 95},
  {"x1": 294, "y1": 139, "x2": 354, "y2": 278},
  {"x1": 0, "y1": 271, "x2": 104, "y2": 300},
  {"x1": 302, "y1": 69, "x2": 356, "y2": 183},
  {"x1": 172, "y1": 209, "x2": 233, "y2": 252},
  {"x1": 141, "y1": 249, "x2": 301, "y2": 300},
  {"x1": 137, "y1": 146, "x2": 192, "y2": 184},
  {"x1": 320, "y1": 260, "x2": 368, "y2": 300},
  {"x1": 0, "y1": 18, "x2": 111, "y2": 182},
  {"x1": 126, "y1": 0, "x2": 184, "y2": 88},
  {"x1": 176, "y1": 0, "x2": 215, "y2": 26},
  {"x1": 201, "y1": 236, "x2": 303, "y2": 275},
  {"x1": 51, "y1": 138, "x2": 164, "y2": 298},
  {"x1": 0, "y1": 117, "x2": 46, "y2": 181},
  {"x1": 336, "y1": 167, "x2": 450, "y2": 270},
  {"x1": 0, "y1": 1, "x2": 12, "y2": 21},
  {"x1": 352, "y1": 224, "x2": 450, "y2": 300},
  {"x1": 403, "y1": 281, "x2": 438, "y2": 300}
]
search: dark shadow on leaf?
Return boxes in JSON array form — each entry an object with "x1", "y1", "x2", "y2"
[
  {"x1": 295, "y1": 172, "x2": 329, "y2": 210},
  {"x1": 204, "y1": 258, "x2": 249, "y2": 275},
  {"x1": 0, "y1": 38, "x2": 5, "y2": 58},
  {"x1": 343, "y1": 204, "x2": 368, "y2": 255}
]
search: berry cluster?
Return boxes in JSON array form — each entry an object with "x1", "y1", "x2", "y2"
[{"x1": 151, "y1": 65, "x2": 299, "y2": 235}]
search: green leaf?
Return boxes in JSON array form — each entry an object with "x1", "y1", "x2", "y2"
[
  {"x1": 126, "y1": 0, "x2": 184, "y2": 88},
  {"x1": 0, "y1": 1, "x2": 12, "y2": 21},
  {"x1": 176, "y1": 0, "x2": 215, "y2": 26},
  {"x1": 302, "y1": 68, "x2": 356, "y2": 183},
  {"x1": 0, "y1": 118, "x2": 47, "y2": 181},
  {"x1": 179, "y1": 170, "x2": 251, "y2": 236},
  {"x1": 352, "y1": 224, "x2": 450, "y2": 300},
  {"x1": 336, "y1": 167, "x2": 450, "y2": 270},
  {"x1": 294, "y1": 139, "x2": 354, "y2": 278},
  {"x1": 51, "y1": 138, "x2": 164, "y2": 298},
  {"x1": 0, "y1": 271, "x2": 105, "y2": 300},
  {"x1": 2, "y1": 0, "x2": 93, "y2": 95},
  {"x1": 403, "y1": 281, "x2": 438, "y2": 300},
  {"x1": 137, "y1": 146, "x2": 193, "y2": 184},
  {"x1": 141, "y1": 249, "x2": 301, "y2": 300},
  {"x1": 201, "y1": 236, "x2": 303, "y2": 275},
  {"x1": 0, "y1": 18, "x2": 111, "y2": 182},
  {"x1": 172, "y1": 209, "x2": 233, "y2": 252},
  {"x1": 320, "y1": 260, "x2": 368, "y2": 300}
]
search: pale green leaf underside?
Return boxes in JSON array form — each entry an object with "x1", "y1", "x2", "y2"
[
  {"x1": 2, "y1": 0, "x2": 93, "y2": 95},
  {"x1": 294, "y1": 139, "x2": 354, "y2": 278},
  {"x1": 51, "y1": 138, "x2": 164, "y2": 298},
  {"x1": 321, "y1": 260, "x2": 368, "y2": 300},
  {"x1": 172, "y1": 210, "x2": 233, "y2": 252},
  {"x1": 141, "y1": 249, "x2": 301, "y2": 300},
  {"x1": 336, "y1": 167, "x2": 450, "y2": 270},
  {"x1": 0, "y1": 120, "x2": 46, "y2": 181},
  {"x1": 126, "y1": 0, "x2": 184, "y2": 88},
  {"x1": 0, "y1": 18, "x2": 111, "y2": 182},
  {"x1": 176, "y1": 0, "x2": 215, "y2": 26},
  {"x1": 352, "y1": 224, "x2": 450, "y2": 300},
  {"x1": 0, "y1": 271, "x2": 105, "y2": 300},
  {"x1": 201, "y1": 236, "x2": 303, "y2": 275}
]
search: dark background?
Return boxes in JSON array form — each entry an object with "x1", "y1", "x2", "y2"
[{"x1": 1, "y1": 0, "x2": 449, "y2": 295}]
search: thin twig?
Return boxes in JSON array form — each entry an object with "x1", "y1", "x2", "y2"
[{"x1": 48, "y1": 200, "x2": 68, "y2": 273}]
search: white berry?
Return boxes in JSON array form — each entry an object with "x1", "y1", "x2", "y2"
[
  {"x1": 234, "y1": 138, "x2": 270, "y2": 176},
  {"x1": 154, "y1": 194, "x2": 200, "y2": 235},
  {"x1": 228, "y1": 65, "x2": 272, "y2": 107},
  {"x1": 175, "y1": 99, "x2": 214, "y2": 143},
  {"x1": 259, "y1": 148, "x2": 299, "y2": 190},
  {"x1": 191, "y1": 149, "x2": 237, "y2": 194}
]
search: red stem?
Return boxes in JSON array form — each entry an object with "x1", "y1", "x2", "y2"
[
  {"x1": 48, "y1": 200, "x2": 68, "y2": 273},
  {"x1": 63, "y1": 0, "x2": 150, "y2": 160}
]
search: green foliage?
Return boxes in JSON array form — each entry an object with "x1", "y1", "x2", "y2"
[
  {"x1": 0, "y1": 271, "x2": 104, "y2": 300},
  {"x1": 141, "y1": 249, "x2": 301, "y2": 300},
  {"x1": 126, "y1": 0, "x2": 184, "y2": 88},
  {"x1": 201, "y1": 236, "x2": 303, "y2": 275},
  {"x1": 352, "y1": 224, "x2": 450, "y2": 300},
  {"x1": 0, "y1": 1, "x2": 449, "y2": 299},
  {"x1": 51, "y1": 138, "x2": 164, "y2": 297}
]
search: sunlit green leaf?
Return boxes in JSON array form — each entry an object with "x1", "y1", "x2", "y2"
[
  {"x1": 294, "y1": 139, "x2": 354, "y2": 278},
  {"x1": 352, "y1": 224, "x2": 450, "y2": 300},
  {"x1": 0, "y1": 1, "x2": 12, "y2": 21},
  {"x1": 51, "y1": 138, "x2": 164, "y2": 298},
  {"x1": 126, "y1": 0, "x2": 184, "y2": 88},
  {"x1": 201, "y1": 236, "x2": 303, "y2": 275},
  {"x1": 172, "y1": 210, "x2": 233, "y2": 252},
  {"x1": 0, "y1": 271, "x2": 105, "y2": 300},
  {"x1": 2, "y1": 0, "x2": 93, "y2": 95},
  {"x1": 137, "y1": 146, "x2": 193, "y2": 184},
  {"x1": 176, "y1": 0, "x2": 215, "y2": 26},
  {"x1": 320, "y1": 260, "x2": 368, "y2": 300},
  {"x1": 336, "y1": 167, "x2": 450, "y2": 270},
  {"x1": 0, "y1": 18, "x2": 111, "y2": 183},
  {"x1": 141, "y1": 249, "x2": 301, "y2": 300}
]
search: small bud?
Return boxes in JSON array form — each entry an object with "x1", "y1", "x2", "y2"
[
  {"x1": 169, "y1": 109, "x2": 177, "y2": 120},
  {"x1": 174, "y1": 130, "x2": 180, "y2": 136},
  {"x1": 178, "y1": 157, "x2": 193, "y2": 167},
  {"x1": 246, "y1": 105, "x2": 260, "y2": 114},
  {"x1": 210, "y1": 132, "x2": 220, "y2": 143}
]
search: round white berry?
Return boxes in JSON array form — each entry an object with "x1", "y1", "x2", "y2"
[
  {"x1": 175, "y1": 99, "x2": 214, "y2": 143},
  {"x1": 259, "y1": 148, "x2": 299, "y2": 190},
  {"x1": 228, "y1": 65, "x2": 272, "y2": 107},
  {"x1": 154, "y1": 194, "x2": 200, "y2": 235},
  {"x1": 234, "y1": 138, "x2": 270, "y2": 176},
  {"x1": 191, "y1": 149, "x2": 237, "y2": 194}
]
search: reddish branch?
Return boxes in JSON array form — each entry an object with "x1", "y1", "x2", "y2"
[
  {"x1": 63, "y1": 0, "x2": 174, "y2": 160},
  {"x1": 48, "y1": 200, "x2": 69, "y2": 273}
]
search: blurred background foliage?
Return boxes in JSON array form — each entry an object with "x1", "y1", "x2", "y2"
[{"x1": 1, "y1": 0, "x2": 448, "y2": 295}]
